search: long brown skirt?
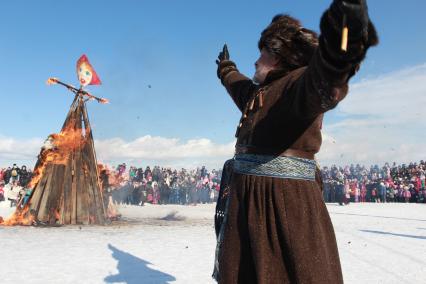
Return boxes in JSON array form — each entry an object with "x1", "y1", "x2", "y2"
[{"x1": 218, "y1": 173, "x2": 343, "y2": 284}]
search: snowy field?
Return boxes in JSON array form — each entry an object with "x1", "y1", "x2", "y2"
[{"x1": 0, "y1": 202, "x2": 425, "y2": 284}]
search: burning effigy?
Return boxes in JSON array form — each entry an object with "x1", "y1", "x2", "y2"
[{"x1": 1, "y1": 55, "x2": 111, "y2": 226}]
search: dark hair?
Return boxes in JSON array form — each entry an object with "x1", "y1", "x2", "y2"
[{"x1": 258, "y1": 14, "x2": 318, "y2": 72}]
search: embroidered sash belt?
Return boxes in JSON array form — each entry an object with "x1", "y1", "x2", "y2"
[{"x1": 233, "y1": 153, "x2": 316, "y2": 181}]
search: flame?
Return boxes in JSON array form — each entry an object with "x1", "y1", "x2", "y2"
[
  {"x1": 1, "y1": 206, "x2": 35, "y2": 226},
  {"x1": 107, "y1": 196, "x2": 120, "y2": 220},
  {"x1": 97, "y1": 164, "x2": 121, "y2": 221},
  {"x1": 46, "y1": 77, "x2": 59, "y2": 85},
  {"x1": 29, "y1": 123, "x2": 88, "y2": 189},
  {"x1": 54, "y1": 209, "x2": 60, "y2": 221},
  {"x1": 98, "y1": 163, "x2": 128, "y2": 189},
  {"x1": 0, "y1": 122, "x2": 88, "y2": 226}
]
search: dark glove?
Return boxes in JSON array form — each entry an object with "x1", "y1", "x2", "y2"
[
  {"x1": 216, "y1": 44, "x2": 230, "y2": 64},
  {"x1": 216, "y1": 44, "x2": 238, "y2": 80},
  {"x1": 330, "y1": 0, "x2": 370, "y2": 36},
  {"x1": 320, "y1": 0, "x2": 378, "y2": 65}
]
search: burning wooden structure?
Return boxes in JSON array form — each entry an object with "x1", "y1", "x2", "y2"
[
  {"x1": 26, "y1": 94, "x2": 107, "y2": 225},
  {"x1": 1, "y1": 55, "x2": 110, "y2": 226}
]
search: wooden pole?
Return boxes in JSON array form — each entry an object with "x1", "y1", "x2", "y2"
[
  {"x1": 341, "y1": 14, "x2": 349, "y2": 52},
  {"x1": 47, "y1": 78, "x2": 109, "y2": 104}
]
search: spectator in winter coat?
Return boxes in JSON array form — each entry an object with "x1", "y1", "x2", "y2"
[
  {"x1": 19, "y1": 165, "x2": 31, "y2": 187},
  {"x1": 10, "y1": 164, "x2": 20, "y2": 183},
  {"x1": 403, "y1": 188, "x2": 411, "y2": 203},
  {"x1": 0, "y1": 169, "x2": 4, "y2": 183},
  {"x1": 378, "y1": 182, "x2": 387, "y2": 203},
  {"x1": 129, "y1": 167, "x2": 137, "y2": 181},
  {"x1": 3, "y1": 167, "x2": 12, "y2": 185},
  {"x1": 0, "y1": 182, "x2": 5, "y2": 202},
  {"x1": 371, "y1": 188, "x2": 378, "y2": 203},
  {"x1": 386, "y1": 183, "x2": 395, "y2": 202},
  {"x1": 360, "y1": 183, "x2": 367, "y2": 203},
  {"x1": 144, "y1": 167, "x2": 152, "y2": 180},
  {"x1": 21, "y1": 188, "x2": 32, "y2": 207},
  {"x1": 354, "y1": 182, "x2": 360, "y2": 203},
  {"x1": 5, "y1": 180, "x2": 21, "y2": 207}
]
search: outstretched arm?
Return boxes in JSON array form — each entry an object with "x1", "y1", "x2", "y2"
[
  {"x1": 290, "y1": 0, "x2": 378, "y2": 118},
  {"x1": 47, "y1": 77, "x2": 109, "y2": 104},
  {"x1": 216, "y1": 44, "x2": 257, "y2": 112}
]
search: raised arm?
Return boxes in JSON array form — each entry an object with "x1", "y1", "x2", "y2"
[
  {"x1": 216, "y1": 44, "x2": 257, "y2": 112},
  {"x1": 290, "y1": 0, "x2": 378, "y2": 118}
]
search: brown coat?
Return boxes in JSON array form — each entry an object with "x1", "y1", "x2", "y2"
[
  {"x1": 217, "y1": 50, "x2": 347, "y2": 284},
  {"x1": 222, "y1": 47, "x2": 348, "y2": 157},
  {"x1": 215, "y1": 14, "x2": 369, "y2": 284},
  {"x1": 216, "y1": 1, "x2": 379, "y2": 281}
]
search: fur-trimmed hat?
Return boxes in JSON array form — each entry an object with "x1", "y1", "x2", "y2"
[{"x1": 258, "y1": 14, "x2": 318, "y2": 72}]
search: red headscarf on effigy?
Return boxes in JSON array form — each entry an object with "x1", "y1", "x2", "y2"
[{"x1": 76, "y1": 54, "x2": 101, "y2": 86}]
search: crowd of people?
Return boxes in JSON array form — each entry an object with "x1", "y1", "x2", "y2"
[
  {"x1": 0, "y1": 164, "x2": 33, "y2": 207},
  {"x1": 0, "y1": 162, "x2": 222, "y2": 208},
  {"x1": 2, "y1": 160, "x2": 426, "y2": 208},
  {"x1": 322, "y1": 160, "x2": 426, "y2": 204},
  {"x1": 100, "y1": 164, "x2": 222, "y2": 206}
]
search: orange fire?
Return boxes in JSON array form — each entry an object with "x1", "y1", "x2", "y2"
[
  {"x1": 46, "y1": 77, "x2": 59, "y2": 85},
  {"x1": 1, "y1": 206, "x2": 35, "y2": 226},
  {"x1": 98, "y1": 164, "x2": 127, "y2": 189},
  {"x1": 0, "y1": 122, "x2": 88, "y2": 226},
  {"x1": 29, "y1": 123, "x2": 88, "y2": 189},
  {"x1": 107, "y1": 196, "x2": 120, "y2": 221},
  {"x1": 97, "y1": 164, "x2": 121, "y2": 221},
  {"x1": 54, "y1": 209, "x2": 60, "y2": 221}
]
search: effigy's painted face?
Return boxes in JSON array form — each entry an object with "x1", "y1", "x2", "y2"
[{"x1": 77, "y1": 62, "x2": 93, "y2": 87}]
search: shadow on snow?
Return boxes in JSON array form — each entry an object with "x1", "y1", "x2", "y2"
[
  {"x1": 360, "y1": 229, "x2": 426, "y2": 240},
  {"x1": 105, "y1": 244, "x2": 176, "y2": 284},
  {"x1": 330, "y1": 212, "x2": 426, "y2": 222}
]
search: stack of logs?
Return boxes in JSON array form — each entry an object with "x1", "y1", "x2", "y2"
[{"x1": 25, "y1": 95, "x2": 106, "y2": 225}]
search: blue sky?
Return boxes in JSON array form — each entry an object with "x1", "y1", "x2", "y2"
[{"x1": 1, "y1": 0, "x2": 426, "y2": 168}]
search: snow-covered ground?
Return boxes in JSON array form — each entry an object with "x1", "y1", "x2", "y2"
[{"x1": 0, "y1": 202, "x2": 425, "y2": 284}]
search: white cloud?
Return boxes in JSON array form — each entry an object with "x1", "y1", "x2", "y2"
[
  {"x1": 95, "y1": 136, "x2": 235, "y2": 169},
  {"x1": 318, "y1": 63, "x2": 426, "y2": 166},
  {"x1": 0, "y1": 136, "x2": 43, "y2": 165},
  {"x1": 0, "y1": 135, "x2": 235, "y2": 170}
]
